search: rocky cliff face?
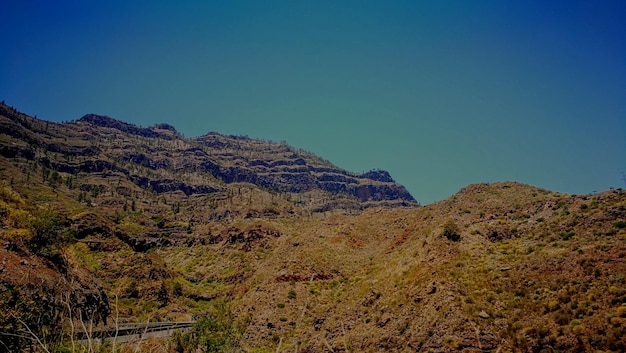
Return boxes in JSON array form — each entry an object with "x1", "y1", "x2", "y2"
[
  {"x1": 192, "y1": 133, "x2": 415, "y2": 205},
  {"x1": 0, "y1": 103, "x2": 418, "y2": 210}
]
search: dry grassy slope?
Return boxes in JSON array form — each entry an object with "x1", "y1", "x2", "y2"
[{"x1": 197, "y1": 182, "x2": 625, "y2": 352}]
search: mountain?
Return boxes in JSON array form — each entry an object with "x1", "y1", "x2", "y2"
[
  {"x1": 1, "y1": 102, "x2": 625, "y2": 352},
  {"x1": 0, "y1": 103, "x2": 417, "y2": 212}
]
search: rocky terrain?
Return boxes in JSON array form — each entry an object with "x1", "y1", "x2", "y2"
[{"x1": 1, "y1": 102, "x2": 625, "y2": 352}]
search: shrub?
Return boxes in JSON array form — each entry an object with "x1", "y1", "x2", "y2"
[
  {"x1": 559, "y1": 231, "x2": 575, "y2": 241},
  {"x1": 442, "y1": 220, "x2": 461, "y2": 242},
  {"x1": 170, "y1": 300, "x2": 240, "y2": 353},
  {"x1": 614, "y1": 221, "x2": 626, "y2": 229},
  {"x1": 554, "y1": 310, "x2": 571, "y2": 325},
  {"x1": 572, "y1": 324, "x2": 585, "y2": 335},
  {"x1": 29, "y1": 207, "x2": 74, "y2": 259},
  {"x1": 173, "y1": 281, "x2": 183, "y2": 297},
  {"x1": 617, "y1": 305, "x2": 626, "y2": 318}
]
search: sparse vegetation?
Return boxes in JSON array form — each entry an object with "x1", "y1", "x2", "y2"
[{"x1": 1, "y1": 103, "x2": 625, "y2": 351}]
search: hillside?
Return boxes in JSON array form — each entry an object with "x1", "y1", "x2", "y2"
[
  {"x1": 0, "y1": 103, "x2": 416, "y2": 212},
  {"x1": 1, "y1": 103, "x2": 625, "y2": 352}
]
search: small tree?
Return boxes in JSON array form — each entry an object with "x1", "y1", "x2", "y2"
[{"x1": 157, "y1": 282, "x2": 169, "y2": 308}]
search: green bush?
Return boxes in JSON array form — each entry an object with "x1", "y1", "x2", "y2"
[
  {"x1": 170, "y1": 300, "x2": 240, "y2": 353},
  {"x1": 29, "y1": 207, "x2": 74, "y2": 259}
]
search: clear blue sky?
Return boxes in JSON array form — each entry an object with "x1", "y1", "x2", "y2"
[{"x1": 1, "y1": 1, "x2": 625, "y2": 204}]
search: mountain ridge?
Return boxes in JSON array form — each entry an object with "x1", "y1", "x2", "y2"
[{"x1": 0, "y1": 103, "x2": 418, "y2": 210}]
